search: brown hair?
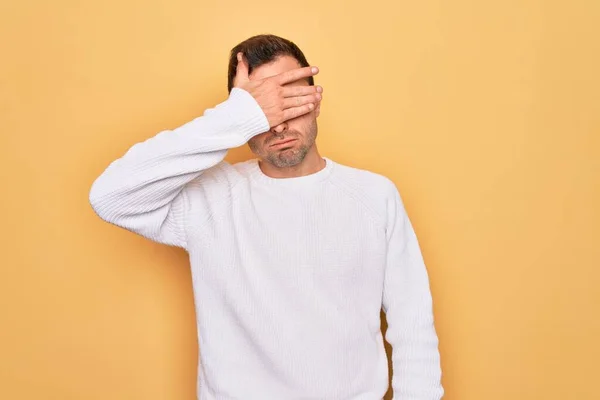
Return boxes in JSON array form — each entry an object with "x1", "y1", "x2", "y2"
[{"x1": 227, "y1": 34, "x2": 314, "y2": 93}]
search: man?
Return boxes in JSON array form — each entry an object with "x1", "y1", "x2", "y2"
[{"x1": 89, "y1": 34, "x2": 444, "y2": 399}]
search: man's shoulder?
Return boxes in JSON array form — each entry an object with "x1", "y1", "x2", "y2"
[
  {"x1": 184, "y1": 160, "x2": 255, "y2": 203},
  {"x1": 329, "y1": 158, "x2": 398, "y2": 198},
  {"x1": 328, "y1": 158, "x2": 401, "y2": 224}
]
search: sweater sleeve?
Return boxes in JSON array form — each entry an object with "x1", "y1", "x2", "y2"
[
  {"x1": 382, "y1": 185, "x2": 444, "y2": 399},
  {"x1": 88, "y1": 88, "x2": 269, "y2": 249}
]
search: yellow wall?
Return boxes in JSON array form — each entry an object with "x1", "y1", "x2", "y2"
[{"x1": 1, "y1": 0, "x2": 598, "y2": 399}]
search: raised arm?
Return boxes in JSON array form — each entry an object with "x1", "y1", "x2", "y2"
[
  {"x1": 89, "y1": 54, "x2": 321, "y2": 249},
  {"x1": 89, "y1": 88, "x2": 268, "y2": 248}
]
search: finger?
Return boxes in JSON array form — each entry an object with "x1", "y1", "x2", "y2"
[
  {"x1": 276, "y1": 66, "x2": 319, "y2": 86},
  {"x1": 282, "y1": 103, "x2": 315, "y2": 121},
  {"x1": 281, "y1": 85, "x2": 323, "y2": 98},
  {"x1": 234, "y1": 52, "x2": 249, "y2": 86},
  {"x1": 282, "y1": 93, "x2": 322, "y2": 110}
]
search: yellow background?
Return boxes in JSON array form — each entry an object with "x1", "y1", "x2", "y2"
[{"x1": 1, "y1": 0, "x2": 598, "y2": 399}]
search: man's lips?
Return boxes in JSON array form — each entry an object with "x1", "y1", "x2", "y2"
[{"x1": 269, "y1": 139, "x2": 298, "y2": 148}]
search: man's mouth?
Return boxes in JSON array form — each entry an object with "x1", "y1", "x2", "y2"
[{"x1": 269, "y1": 139, "x2": 298, "y2": 148}]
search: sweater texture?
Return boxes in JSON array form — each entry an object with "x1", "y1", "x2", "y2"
[{"x1": 89, "y1": 88, "x2": 444, "y2": 400}]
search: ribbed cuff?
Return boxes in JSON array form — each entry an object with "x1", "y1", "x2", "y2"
[{"x1": 220, "y1": 88, "x2": 270, "y2": 142}]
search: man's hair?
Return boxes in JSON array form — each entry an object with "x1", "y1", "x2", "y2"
[{"x1": 227, "y1": 34, "x2": 314, "y2": 93}]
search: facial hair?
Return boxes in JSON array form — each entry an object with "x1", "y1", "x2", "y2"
[{"x1": 249, "y1": 121, "x2": 317, "y2": 168}]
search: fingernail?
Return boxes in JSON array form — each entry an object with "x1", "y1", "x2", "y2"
[
  {"x1": 308, "y1": 103, "x2": 315, "y2": 110},
  {"x1": 311, "y1": 67, "x2": 319, "y2": 74},
  {"x1": 316, "y1": 86, "x2": 323, "y2": 93},
  {"x1": 316, "y1": 93, "x2": 322, "y2": 100}
]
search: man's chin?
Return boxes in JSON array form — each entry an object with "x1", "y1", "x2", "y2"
[{"x1": 266, "y1": 149, "x2": 305, "y2": 168}]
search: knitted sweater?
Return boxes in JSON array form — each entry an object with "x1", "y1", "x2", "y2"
[{"x1": 89, "y1": 88, "x2": 444, "y2": 400}]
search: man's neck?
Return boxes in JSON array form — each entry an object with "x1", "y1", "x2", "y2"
[{"x1": 258, "y1": 149, "x2": 325, "y2": 179}]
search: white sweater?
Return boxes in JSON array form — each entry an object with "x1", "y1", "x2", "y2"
[{"x1": 89, "y1": 88, "x2": 444, "y2": 400}]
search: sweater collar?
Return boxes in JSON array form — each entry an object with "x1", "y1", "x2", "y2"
[{"x1": 249, "y1": 157, "x2": 334, "y2": 187}]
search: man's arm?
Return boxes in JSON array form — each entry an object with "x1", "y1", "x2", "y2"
[
  {"x1": 89, "y1": 88, "x2": 269, "y2": 248},
  {"x1": 89, "y1": 55, "x2": 321, "y2": 248},
  {"x1": 382, "y1": 184, "x2": 444, "y2": 399}
]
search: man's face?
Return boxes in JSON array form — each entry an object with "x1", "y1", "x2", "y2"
[{"x1": 247, "y1": 55, "x2": 319, "y2": 168}]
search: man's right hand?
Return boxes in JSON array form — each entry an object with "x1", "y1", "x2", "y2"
[{"x1": 233, "y1": 52, "x2": 322, "y2": 128}]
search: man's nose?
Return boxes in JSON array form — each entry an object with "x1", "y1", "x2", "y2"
[{"x1": 270, "y1": 122, "x2": 288, "y2": 134}]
